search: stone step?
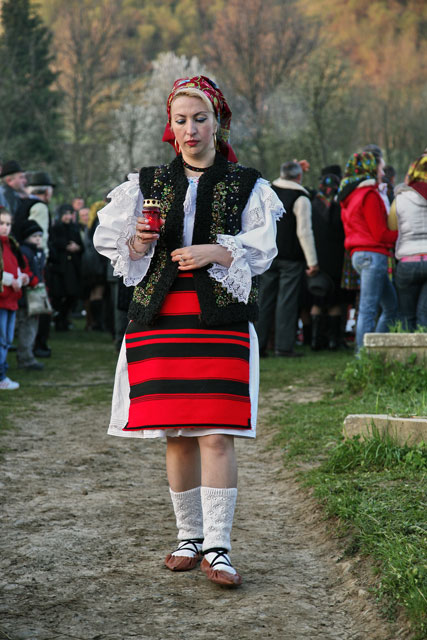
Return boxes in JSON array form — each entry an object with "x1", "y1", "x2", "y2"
[
  {"x1": 363, "y1": 332, "x2": 427, "y2": 363},
  {"x1": 343, "y1": 414, "x2": 427, "y2": 446}
]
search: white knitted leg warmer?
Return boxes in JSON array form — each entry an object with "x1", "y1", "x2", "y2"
[
  {"x1": 169, "y1": 486, "x2": 204, "y2": 558},
  {"x1": 201, "y1": 486, "x2": 238, "y2": 574}
]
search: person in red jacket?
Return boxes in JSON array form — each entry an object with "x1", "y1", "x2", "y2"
[
  {"x1": 338, "y1": 151, "x2": 398, "y2": 351},
  {"x1": 0, "y1": 207, "x2": 30, "y2": 389}
]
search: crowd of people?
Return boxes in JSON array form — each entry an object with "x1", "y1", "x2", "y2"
[
  {"x1": 257, "y1": 145, "x2": 427, "y2": 357},
  {"x1": 1, "y1": 144, "x2": 427, "y2": 391},
  {"x1": 0, "y1": 161, "x2": 130, "y2": 390}
]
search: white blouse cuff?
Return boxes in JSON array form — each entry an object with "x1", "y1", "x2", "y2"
[
  {"x1": 207, "y1": 235, "x2": 252, "y2": 304},
  {"x1": 115, "y1": 243, "x2": 155, "y2": 287}
]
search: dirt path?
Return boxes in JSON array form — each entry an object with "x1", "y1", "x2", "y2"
[{"x1": 0, "y1": 384, "x2": 411, "y2": 640}]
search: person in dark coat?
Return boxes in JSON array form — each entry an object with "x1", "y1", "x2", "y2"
[
  {"x1": 16, "y1": 220, "x2": 46, "y2": 369},
  {"x1": 49, "y1": 204, "x2": 84, "y2": 330},
  {"x1": 310, "y1": 170, "x2": 349, "y2": 349},
  {"x1": 81, "y1": 201, "x2": 108, "y2": 330}
]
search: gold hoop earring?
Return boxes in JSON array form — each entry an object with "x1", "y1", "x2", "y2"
[
  {"x1": 174, "y1": 139, "x2": 181, "y2": 154},
  {"x1": 213, "y1": 132, "x2": 218, "y2": 149}
]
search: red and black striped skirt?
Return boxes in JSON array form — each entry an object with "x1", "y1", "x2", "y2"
[{"x1": 124, "y1": 273, "x2": 251, "y2": 432}]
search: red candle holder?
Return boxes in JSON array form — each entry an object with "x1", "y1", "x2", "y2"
[{"x1": 142, "y1": 198, "x2": 161, "y2": 232}]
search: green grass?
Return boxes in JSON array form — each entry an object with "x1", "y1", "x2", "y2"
[
  {"x1": 389, "y1": 320, "x2": 427, "y2": 333},
  {"x1": 260, "y1": 346, "x2": 427, "y2": 638},
  {"x1": 0, "y1": 317, "x2": 117, "y2": 435}
]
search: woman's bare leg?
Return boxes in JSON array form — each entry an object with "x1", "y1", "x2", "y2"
[
  {"x1": 198, "y1": 434, "x2": 237, "y2": 487},
  {"x1": 166, "y1": 436, "x2": 201, "y2": 491}
]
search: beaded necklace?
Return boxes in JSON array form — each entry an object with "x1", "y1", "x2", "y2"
[{"x1": 182, "y1": 158, "x2": 213, "y2": 173}]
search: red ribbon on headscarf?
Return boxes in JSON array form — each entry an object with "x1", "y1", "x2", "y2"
[{"x1": 162, "y1": 75, "x2": 238, "y2": 163}]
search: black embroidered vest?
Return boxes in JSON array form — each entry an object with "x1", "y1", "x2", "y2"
[{"x1": 128, "y1": 153, "x2": 261, "y2": 326}]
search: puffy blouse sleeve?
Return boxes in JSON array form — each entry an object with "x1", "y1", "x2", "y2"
[
  {"x1": 93, "y1": 173, "x2": 155, "y2": 286},
  {"x1": 208, "y1": 178, "x2": 283, "y2": 303}
]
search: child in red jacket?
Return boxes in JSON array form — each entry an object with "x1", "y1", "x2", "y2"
[{"x1": 0, "y1": 207, "x2": 30, "y2": 389}]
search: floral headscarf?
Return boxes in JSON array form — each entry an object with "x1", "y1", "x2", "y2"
[
  {"x1": 162, "y1": 75, "x2": 237, "y2": 162},
  {"x1": 337, "y1": 152, "x2": 378, "y2": 202},
  {"x1": 406, "y1": 151, "x2": 427, "y2": 199},
  {"x1": 407, "y1": 152, "x2": 427, "y2": 185}
]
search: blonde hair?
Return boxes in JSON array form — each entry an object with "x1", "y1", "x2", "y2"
[
  {"x1": 89, "y1": 201, "x2": 106, "y2": 228},
  {"x1": 170, "y1": 88, "x2": 215, "y2": 117}
]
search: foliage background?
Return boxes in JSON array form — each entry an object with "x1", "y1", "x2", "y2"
[{"x1": 0, "y1": 0, "x2": 426, "y2": 200}]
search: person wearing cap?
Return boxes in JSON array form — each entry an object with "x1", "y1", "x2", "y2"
[
  {"x1": 256, "y1": 160, "x2": 319, "y2": 358},
  {"x1": 0, "y1": 161, "x2": 27, "y2": 216},
  {"x1": 16, "y1": 220, "x2": 46, "y2": 371},
  {"x1": 94, "y1": 75, "x2": 283, "y2": 587},
  {"x1": 13, "y1": 171, "x2": 55, "y2": 257}
]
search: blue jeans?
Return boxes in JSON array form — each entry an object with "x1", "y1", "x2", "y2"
[
  {"x1": 0, "y1": 308, "x2": 16, "y2": 380},
  {"x1": 351, "y1": 251, "x2": 398, "y2": 350},
  {"x1": 395, "y1": 260, "x2": 427, "y2": 331}
]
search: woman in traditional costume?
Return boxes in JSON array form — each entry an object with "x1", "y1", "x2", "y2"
[{"x1": 94, "y1": 76, "x2": 283, "y2": 587}]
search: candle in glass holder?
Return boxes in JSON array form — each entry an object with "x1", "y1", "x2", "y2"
[{"x1": 142, "y1": 199, "x2": 161, "y2": 232}]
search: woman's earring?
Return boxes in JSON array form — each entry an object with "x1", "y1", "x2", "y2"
[
  {"x1": 213, "y1": 132, "x2": 218, "y2": 149},
  {"x1": 174, "y1": 139, "x2": 181, "y2": 154}
]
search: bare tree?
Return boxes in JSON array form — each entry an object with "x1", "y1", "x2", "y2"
[
  {"x1": 53, "y1": 0, "x2": 123, "y2": 197},
  {"x1": 206, "y1": 0, "x2": 317, "y2": 171}
]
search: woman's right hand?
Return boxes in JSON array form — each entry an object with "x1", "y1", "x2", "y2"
[{"x1": 133, "y1": 216, "x2": 164, "y2": 251}]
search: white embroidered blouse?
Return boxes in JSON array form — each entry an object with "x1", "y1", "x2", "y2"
[{"x1": 94, "y1": 173, "x2": 283, "y2": 303}]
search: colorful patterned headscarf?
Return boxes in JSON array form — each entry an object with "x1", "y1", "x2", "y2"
[
  {"x1": 337, "y1": 152, "x2": 378, "y2": 202},
  {"x1": 162, "y1": 75, "x2": 237, "y2": 163},
  {"x1": 406, "y1": 152, "x2": 427, "y2": 185}
]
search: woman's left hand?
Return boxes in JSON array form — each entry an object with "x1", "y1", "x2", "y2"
[{"x1": 171, "y1": 244, "x2": 233, "y2": 270}]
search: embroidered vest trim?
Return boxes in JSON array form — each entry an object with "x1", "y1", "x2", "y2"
[{"x1": 128, "y1": 153, "x2": 260, "y2": 326}]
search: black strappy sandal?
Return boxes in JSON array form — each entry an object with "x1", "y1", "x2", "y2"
[
  {"x1": 164, "y1": 538, "x2": 204, "y2": 572},
  {"x1": 200, "y1": 547, "x2": 242, "y2": 587}
]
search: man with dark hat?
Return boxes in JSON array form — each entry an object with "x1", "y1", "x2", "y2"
[
  {"x1": 321, "y1": 165, "x2": 342, "y2": 180},
  {"x1": 310, "y1": 167, "x2": 348, "y2": 350},
  {"x1": 0, "y1": 161, "x2": 27, "y2": 216}
]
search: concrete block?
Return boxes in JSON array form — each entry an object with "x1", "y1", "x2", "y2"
[
  {"x1": 363, "y1": 332, "x2": 427, "y2": 364},
  {"x1": 343, "y1": 414, "x2": 427, "y2": 446}
]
